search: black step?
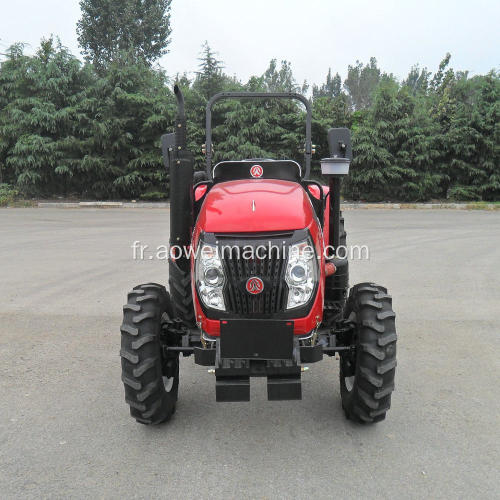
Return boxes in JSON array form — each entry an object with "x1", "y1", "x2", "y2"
[
  {"x1": 216, "y1": 376, "x2": 250, "y2": 402},
  {"x1": 267, "y1": 374, "x2": 302, "y2": 401}
]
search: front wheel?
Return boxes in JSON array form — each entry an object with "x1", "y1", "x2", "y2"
[
  {"x1": 120, "y1": 283, "x2": 179, "y2": 425},
  {"x1": 339, "y1": 283, "x2": 397, "y2": 423}
]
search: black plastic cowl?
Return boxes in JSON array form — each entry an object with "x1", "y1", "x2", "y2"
[{"x1": 168, "y1": 86, "x2": 195, "y2": 325}]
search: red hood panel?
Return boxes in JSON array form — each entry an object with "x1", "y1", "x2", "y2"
[{"x1": 197, "y1": 179, "x2": 315, "y2": 233}]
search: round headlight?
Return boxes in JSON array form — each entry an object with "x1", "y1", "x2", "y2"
[
  {"x1": 204, "y1": 267, "x2": 222, "y2": 285},
  {"x1": 290, "y1": 264, "x2": 307, "y2": 284}
]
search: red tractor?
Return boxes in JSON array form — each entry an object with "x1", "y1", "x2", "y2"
[{"x1": 120, "y1": 87, "x2": 397, "y2": 425}]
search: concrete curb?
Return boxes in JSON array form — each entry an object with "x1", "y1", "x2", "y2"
[
  {"x1": 37, "y1": 201, "x2": 170, "y2": 209},
  {"x1": 342, "y1": 202, "x2": 499, "y2": 210},
  {"x1": 33, "y1": 201, "x2": 499, "y2": 210}
]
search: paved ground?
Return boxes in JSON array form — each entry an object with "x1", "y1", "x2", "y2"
[{"x1": 0, "y1": 208, "x2": 499, "y2": 499}]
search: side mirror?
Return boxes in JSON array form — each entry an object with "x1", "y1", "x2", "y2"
[
  {"x1": 327, "y1": 127, "x2": 352, "y2": 160},
  {"x1": 321, "y1": 128, "x2": 352, "y2": 177}
]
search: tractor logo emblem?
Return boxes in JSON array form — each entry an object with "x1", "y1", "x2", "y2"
[
  {"x1": 250, "y1": 165, "x2": 263, "y2": 178},
  {"x1": 246, "y1": 277, "x2": 264, "y2": 294}
]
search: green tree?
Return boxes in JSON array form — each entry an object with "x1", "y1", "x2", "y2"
[
  {"x1": 0, "y1": 38, "x2": 93, "y2": 196},
  {"x1": 476, "y1": 72, "x2": 500, "y2": 200},
  {"x1": 344, "y1": 57, "x2": 383, "y2": 111},
  {"x1": 1, "y1": 33, "x2": 498, "y2": 203},
  {"x1": 78, "y1": 55, "x2": 174, "y2": 198},
  {"x1": 0, "y1": 43, "x2": 28, "y2": 185},
  {"x1": 442, "y1": 72, "x2": 500, "y2": 200},
  {"x1": 189, "y1": 42, "x2": 244, "y2": 173},
  {"x1": 403, "y1": 64, "x2": 431, "y2": 95},
  {"x1": 313, "y1": 68, "x2": 342, "y2": 99},
  {"x1": 77, "y1": 0, "x2": 172, "y2": 69},
  {"x1": 193, "y1": 42, "x2": 227, "y2": 100},
  {"x1": 430, "y1": 53, "x2": 454, "y2": 92},
  {"x1": 345, "y1": 79, "x2": 401, "y2": 200},
  {"x1": 390, "y1": 88, "x2": 442, "y2": 200},
  {"x1": 261, "y1": 59, "x2": 299, "y2": 93}
]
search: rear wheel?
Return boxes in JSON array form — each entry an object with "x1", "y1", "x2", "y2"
[
  {"x1": 339, "y1": 283, "x2": 397, "y2": 423},
  {"x1": 120, "y1": 283, "x2": 180, "y2": 425}
]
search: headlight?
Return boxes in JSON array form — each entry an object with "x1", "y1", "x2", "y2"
[
  {"x1": 285, "y1": 239, "x2": 317, "y2": 309},
  {"x1": 195, "y1": 242, "x2": 226, "y2": 311}
]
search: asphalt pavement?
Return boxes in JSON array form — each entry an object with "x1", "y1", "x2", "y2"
[{"x1": 0, "y1": 208, "x2": 499, "y2": 499}]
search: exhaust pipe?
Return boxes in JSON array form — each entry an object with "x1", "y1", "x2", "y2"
[
  {"x1": 168, "y1": 85, "x2": 195, "y2": 325},
  {"x1": 169, "y1": 85, "x2": 193, "y2": 267},
  {"x1": 173, "y1": 85, "x2": 186, "y2": 149}
]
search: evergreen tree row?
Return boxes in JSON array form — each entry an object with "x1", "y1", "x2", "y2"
[{"x1": 0, "y1": 38, "x2": 498, "y2": 201}]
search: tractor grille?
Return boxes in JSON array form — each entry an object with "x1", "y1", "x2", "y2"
[{"x1": 218, "y1": 234, "x2": 291, "y2": 316}]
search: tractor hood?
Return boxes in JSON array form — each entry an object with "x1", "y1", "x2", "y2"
[{"x1": 196, "y1": 179, "x2": 316, "y2": 233}]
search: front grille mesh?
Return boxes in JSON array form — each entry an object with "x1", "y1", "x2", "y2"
[{"x1": 219, "y1": 239, "x2": 289, "y2": 316}]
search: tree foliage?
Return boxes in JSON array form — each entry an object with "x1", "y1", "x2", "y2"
[
  {"x1": 77, "y1": 0, "x2": 172, "y2": 69},
  {"x1": 194, "y1": 42, "x2": 227, "y2": 100},
  {"x1": 313, "y1": 68, "x2": 342, "y2": 99},
  {"x1": 0, "y1": 40, "x2": 498, "y2": 201},
  {"x1": 344, "y1": 57, "x2": 386, "y2": 111},
  {"x1": 0, "y1": 38, "x2": 93, "y2": 195}
]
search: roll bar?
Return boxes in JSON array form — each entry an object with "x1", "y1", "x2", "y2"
[{"x1": 205, "y1": 92, "x2": 312, "y2": 179}]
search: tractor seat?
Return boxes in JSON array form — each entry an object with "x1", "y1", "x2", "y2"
[{"x1": 212, "y1": 159, "x2": 302, "y2": 183}]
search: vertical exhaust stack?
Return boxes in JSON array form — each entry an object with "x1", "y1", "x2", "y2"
[
  {"x1": 163, "y1": 85, "x2": 195, "y2": 326},
  {"x1": 169, "y1": 85, "x2": 193, "y2": 258}
]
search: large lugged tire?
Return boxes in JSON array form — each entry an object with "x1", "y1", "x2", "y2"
[
  {"x1": 169, "y1": 259, "x2": 196, "y2": 327},
  {"x1": 120, "y1": 283, "x2": 179, "y2": 425},
  {"x1": 339, "y1": 283, "x2": 397, "y2": 423}
]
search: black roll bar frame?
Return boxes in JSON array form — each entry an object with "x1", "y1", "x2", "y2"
[{"x1": 205, "y1": 92, "x2": 312, "y2": 179}]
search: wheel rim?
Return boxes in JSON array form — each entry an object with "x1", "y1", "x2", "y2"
[{"x1": 163, "y1": 376, "x2": 174, "y2": 392}]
